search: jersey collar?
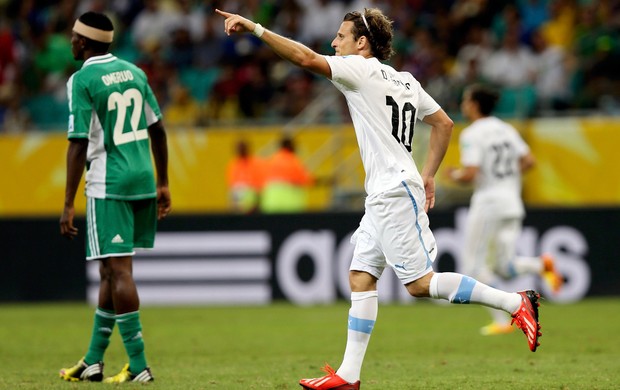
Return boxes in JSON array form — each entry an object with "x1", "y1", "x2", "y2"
[{"x1": 82, "y1": 53, "x2": 117, "y2": 68}]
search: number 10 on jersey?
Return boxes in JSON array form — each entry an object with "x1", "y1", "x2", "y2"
[{"x1": 386, "y1": 95, "x2": 417, "y2": 152}]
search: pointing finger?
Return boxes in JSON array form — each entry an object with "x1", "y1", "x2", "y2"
[{"x1": 214, "y1": 9, "x2": 232, "y2": 18}]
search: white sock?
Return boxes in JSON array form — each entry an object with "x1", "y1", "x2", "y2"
[
  {"x1": 512, "y1": 256, "x2": 544, "y2": 275},
  {"x1": 336, "y1": 291, "x2": 378, "y2": 383},
  {"x1": 486, "y1": 307, "x2": 511, "y2": 325},
  {"x1": 429, "y1": 272, "x2": 522, "y2": 313}
]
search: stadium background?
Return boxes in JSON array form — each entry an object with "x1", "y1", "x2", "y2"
[{"x1": 1, "y1": 0, "x2": 619, "y2": 303}]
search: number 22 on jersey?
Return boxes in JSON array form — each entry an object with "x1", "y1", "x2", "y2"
[{"x1": 108, "y1": 88, "x2": 147, "y2": 146}]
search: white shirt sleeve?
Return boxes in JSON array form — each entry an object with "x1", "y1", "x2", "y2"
[
  {"x1": 459, "y1": 127, "x2": 483, "y2": 167},
  {"x1": 324, "y1": 55, "x2": 369, "y2": 91},
  {"x1": 512, "y1": 130, "x2": 530, "y2": 157},
  {"x1": 416, "y1": 86, "x2": 441, "y2": 120}
]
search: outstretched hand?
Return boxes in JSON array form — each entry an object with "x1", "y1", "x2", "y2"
[{"x1": 215, "y1": 9, "x2": 256, "y2": 36}]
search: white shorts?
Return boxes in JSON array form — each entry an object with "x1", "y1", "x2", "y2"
[
  {"x1": 350, "y1": 180, "x2": 437, "y2": 285},
  {"x1": 462, "y1": 201, "x2": 523, "y2": 282}
]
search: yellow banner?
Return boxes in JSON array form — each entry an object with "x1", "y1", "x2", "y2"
[
  {"x1": 0, "y1": 126, "x2": 358, "y2": 216},
  {"x1": 438, "y1": 117, "x2": 620, "y2": 206},
  {"x1": 1, "y1": 118, "x2": 619, "y2": 216},
  {"x1": 524, "y1": 117, "x2": 620, "y2": 205}
]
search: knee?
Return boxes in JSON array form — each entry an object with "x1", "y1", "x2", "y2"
[
  {"x1": 405, "y1": 272, "x2": 433, "y2": 298},
  {"x1": 99, "y1": 262, "x2": 112, "y2": 282},
  {"x1": 106, "y1": 257, "x2": 133, "y2": 281},
  {"x1": 406, "y1": 283, "x2": 427, "y2": 297},
  {"x1": 349, "y1": 271, "x2": 377, "y2": 292}
]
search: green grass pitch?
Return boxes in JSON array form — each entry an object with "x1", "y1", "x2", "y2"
[{"x1": 1, "y1": 298, "x2": 619, "y2": 389}]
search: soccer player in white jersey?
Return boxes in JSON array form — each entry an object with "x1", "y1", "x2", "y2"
[
  {"x1": 447, "y1": 84, "x2": 563, "y2": 336},
  {"x1": 216, "y1": 8, "x2": 543, "y2": 390},
  {"x1": 58, "y1": 12, "x2": 170, "y2": 384}
]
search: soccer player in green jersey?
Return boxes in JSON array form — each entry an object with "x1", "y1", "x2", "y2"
[{"x1": 58, "y1": 12, "x2": 170, "y2": 383}]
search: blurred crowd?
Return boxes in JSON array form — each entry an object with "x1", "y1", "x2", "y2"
[
  {"x1": 227, "y1": 137, "x2": 316, "y2": 214},
  {"x1": 1, "y1": 0, "x2": 620, "y2": 132}
]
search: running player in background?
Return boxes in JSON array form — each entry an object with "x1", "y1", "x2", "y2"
[
  {"x1": 446, "y1": 84, "x2": 563, "y2": 336},
  {"x1": 59, "y1": 11, "x2": 170, "y2": 384},
  {"x1": 217, "y1": 7, "x2": 544, "y2": 390}
]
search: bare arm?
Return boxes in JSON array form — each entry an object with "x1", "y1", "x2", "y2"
[
  {"x1": 446, "y1": 165, "x2": 479, "y2": 184},
  {"x1": 215, "y1": 9, "x2": 332, "y2": 78},
  {"x1": 421, "y1": 109, "x2": 454, "y2": 211},
  {"x1": 148, "y1": 120, "x2": 171, "y2": 220},
  {"x1": 447, "y1": 148, "x2": 533, "y2": 186},
  {"x1": 60, "y1": 138, "x2": 88, "y2": 239},
  {"x1": 520, "y1": 151, "x2": 535, "y2": 173}
]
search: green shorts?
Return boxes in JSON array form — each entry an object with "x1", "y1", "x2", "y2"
[{"x1": 85, "y1": 197, "x2": 157, "y2": 260}]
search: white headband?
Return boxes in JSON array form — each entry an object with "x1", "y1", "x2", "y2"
[
  {"x1": 361, "y1": 12, "x2": 371, "y2": 35},
  {"x1": 73, "y1": 19, "x2": 114, "y2": 43}
]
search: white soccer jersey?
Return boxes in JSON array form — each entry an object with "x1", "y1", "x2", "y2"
[
  {"x1": 324, "y1": 55, "x2": 441, "y2": 195},
  {"x1": 459, "y1": 116, "x2": 529, "y2": 217}
]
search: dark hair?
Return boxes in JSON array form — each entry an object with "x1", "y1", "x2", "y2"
[
  {"x1": 280, "y1": 136, "x2": 295, "y2": 152},
  {"x1": 77, "y1": 12, "x2": 114, "y2": 53},
  {"x1": 235, "y1": 140, "x2": 250, "y2": 158},
  {"x1": 343, "y1": 8, "x2": 394, "y2": 61},
  {"x1": 465, "y1": 84, "x2": 500, "y2": 116}
]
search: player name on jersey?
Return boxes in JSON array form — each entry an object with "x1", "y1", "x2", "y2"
[
  {"x1": 380, "y1": 70, "x2": 411, "y2": 90},
  {"x1": 101, "y1": 69, "x2": 134, "y2": 86}
]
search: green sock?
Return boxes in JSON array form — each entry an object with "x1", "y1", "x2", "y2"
[
  {"x1": 84, "y1": 308, "x2": 115, "y2": 364},
  {"x1": 116, "y1": 311, "x2": 147, "y2": 373}
]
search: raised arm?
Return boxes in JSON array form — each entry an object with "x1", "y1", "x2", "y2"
[{"x1": 215, "y1": 9, "x2": 332, "y2": 79}]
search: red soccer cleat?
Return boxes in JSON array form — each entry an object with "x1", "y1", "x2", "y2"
[
  {"x1": 300, "y1": 364, "x2": 360, "y2": 390},
  {"x1": 511, "y1": 290, "x2": 542, "y2": 352}
]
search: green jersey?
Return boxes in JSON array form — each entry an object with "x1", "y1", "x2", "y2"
[{"x1": 67, "y1": 53, "x2": 162, "y2": 200}]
